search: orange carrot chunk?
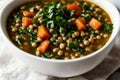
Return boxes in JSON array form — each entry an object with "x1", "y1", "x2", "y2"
[
  {"x1": 23, "y1": 17, "x2": 33, "y2": 28},
  {"x1": 75, "y1": 18, "x2": 86, "y2": 31},
  {"x1": 23, "y1": 11, "x2": 35, "y2": 17},
  {"x1": 67, "y1": 3, "x2": 81, "y2": 17},
  {"x1": 37, "y1": 25, "x2": 51, "y2": 39},
  {"x1": 77, "y1": 17, "x2": 86, "y2": 24},
  {"x1": 38, "y1": 40, "x2": 50, "y2": 54},
  {"x1": 89, "y1": 18, "x2": 102, "y2": 30},
  {"x1": 23, "y1": 44, "x2": 30, "y2": 52}
]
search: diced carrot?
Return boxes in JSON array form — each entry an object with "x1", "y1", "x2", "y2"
[
  {"x1": 37, "y1": 25, "x2": 51, "y2": 39},
  {"x1": 75, "y1": 18, "x2": 86, "y2": 31},
  {"x1": 23, "y1": 44, "x2": 30, "y2": 52},
  {"x1": 67, "y1": 3, "x2": 81, "y2": 17},
  {"x1": 89, "y1": 18, "x2": 102, "y2": 30},
  {"x1": 38, "y1": 40, "x2": 50, "y2": 54},
  {"x1": 23, "y1": 17, "x2": 33, "y2": 28},
  {"x1": 23, "y1": 11, "x2": 35, "y2": 17},
  {"x1": 77, "y1": 17, "x2": 86, "y2": 24}
]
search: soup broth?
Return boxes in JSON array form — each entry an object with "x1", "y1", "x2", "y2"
[{"x1": 7, "y1": 0, "x2": 113, "y2": 60}]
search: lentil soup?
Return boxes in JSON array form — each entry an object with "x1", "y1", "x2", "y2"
[{"x1": 7, "y1": 0, "x2": 113, "y2": 60}]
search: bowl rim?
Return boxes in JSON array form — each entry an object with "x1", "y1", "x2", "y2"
[{"x1": 0, "y1": 0, "x2": 120, "y2": 63}]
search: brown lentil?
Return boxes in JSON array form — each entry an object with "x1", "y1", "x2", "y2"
[
  {"x1": 53, "y1": 48, "x2": 59, "y2": 53},
  {"x1": 59, "y1": 43, "x2": 66, "y2": 49},
  {"x1": 57, "y1": 50, "x2": 63, "y2": 56}
]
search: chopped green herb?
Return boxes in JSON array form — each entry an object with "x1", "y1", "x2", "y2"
[
  {"x1": 47, "y1": 20, "x2": 54, "y2": 29},
  {"x1": 81, "y1": 13, "x2": 91, "y2": 20},
  {"x1": 68, "y1": 41, "x2": 79, "y2": 50},
  {"x1": 102, "y1": 24, "x2": 113, "y2": 33},
  {"x1": 15, "y1": 38, "x2": 22, "y2": 45},
  {"x1": 87, "y1": 27, "x2": 95, "y2": 35},
  {"x1": 83, "y1": 5, "x2": 94, "y2": 11},
  {"x1": 33, "y1": 19, "x2": 39, "y2": 25},
  {"x1": 69, "y1": 10, "x2": 75, "y2": 16},
  {"x1": 55, "y1": 55, "x2": 64, "y2": 59},
  {"x1": 43, "y1": 52, "x2": 52, "y2": 59},
  {"x1": 19, "y1": 29, "x2": 28, "y2": 34}
]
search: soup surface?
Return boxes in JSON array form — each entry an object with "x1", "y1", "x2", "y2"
[{"x1": 7, "y1": 0, "x2": 113, "y2": 60}]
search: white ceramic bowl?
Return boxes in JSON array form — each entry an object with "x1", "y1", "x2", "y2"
[
  {"x1": 0, "y1": 0, "x2": 120, "y2": 77},
  {"x1": 109, "y1": 0, "x2": 120, "y2": 11}
]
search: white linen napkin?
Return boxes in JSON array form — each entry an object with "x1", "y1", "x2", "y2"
[{"x1": 0, "y1": 0, "x2": 120, "y2": 80}]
